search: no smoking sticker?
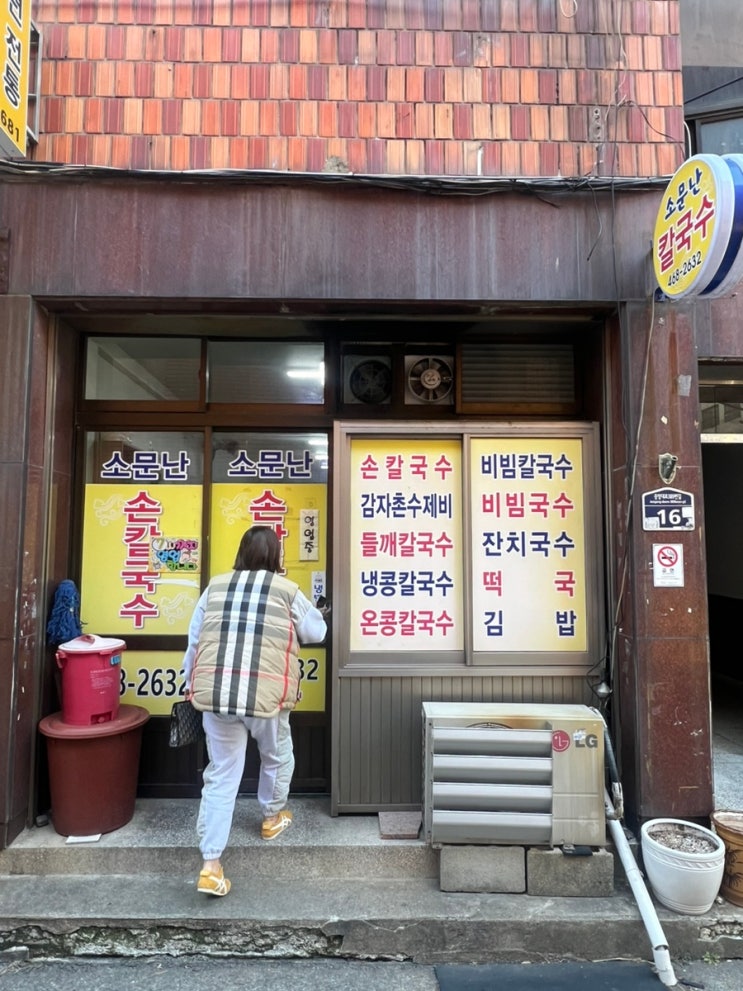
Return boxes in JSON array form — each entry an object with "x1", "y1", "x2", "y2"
[{"x1": 652, "y1": 543, "x2": 684, "y2": 587}]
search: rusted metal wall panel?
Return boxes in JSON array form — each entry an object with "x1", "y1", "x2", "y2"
[
  {"x1": 2, "y1": 179, "x2": 660, "y2": 305},
  {"x1": 696, "y1": 295, "x2": 743, "y2": 359},
  {"x1": 609, "y1": 302, "x2": 713, "y2": 826}
]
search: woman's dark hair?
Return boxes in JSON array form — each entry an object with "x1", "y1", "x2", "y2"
[{"x1": 233, "y1": 526, "x2": 282, "y2": 572}]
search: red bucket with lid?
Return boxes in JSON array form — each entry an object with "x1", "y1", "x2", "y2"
[{"x1": 55, "y1": 634, "x2": 125, "y2": 725}]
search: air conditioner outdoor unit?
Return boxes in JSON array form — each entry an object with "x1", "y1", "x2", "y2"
[{"x1": 422, "y1": 702, "x2": 606, "y2": 848}]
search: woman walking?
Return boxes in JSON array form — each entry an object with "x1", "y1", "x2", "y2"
[{"x1": 182, "y1": 526, "x2": 327, "y2": 896}]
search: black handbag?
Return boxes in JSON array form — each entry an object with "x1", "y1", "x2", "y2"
[{"x1": 168, "y1": 700, "x2": 203, "y2": 747}]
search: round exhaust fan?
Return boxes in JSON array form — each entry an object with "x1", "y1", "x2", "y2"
[
  {"x1": 348, "y1": 358, "x2": 393, "y2": 404},
  {"x1": 407, "y1": 356, "x2": 454, "y2": 403}
]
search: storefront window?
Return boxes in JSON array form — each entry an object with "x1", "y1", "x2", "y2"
[
  {"x1": 700, "y1": 365, "x2": 743, "y2": 435},
  {"x1": 335, "y1": 422, "x2": 602, "y2": 671},
  {"x1": 80, "y1": 431, "x2": 204, "y2": 634},
  {"x1": 700, "y1": 398, "x2": 743, "y2": 433},
  {"x1": 78, "y1": 429, "x2": 329, "y2": 715},
  {"x1": 207, "y1": 341, "x2": 325, "y2": 404},
  {"x1": 84, "y1": 338, "x2": 201, "y2": 401},
  {"x1": 79, "y1": 431, "x2": 204, "y2": 713},
  {"x1": 698, "y1": 117, "x2": 743, "y2": 156},
  {"x1": 210, "y1": 430, "x2": 329, "y2": 711}
]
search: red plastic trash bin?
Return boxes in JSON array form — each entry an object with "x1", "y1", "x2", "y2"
[
  {"x1": 55, "y1": 634, "x2": 125, "y2": 725},
  {"x1": 39, "y1": 705, "x2": 150, "y2": 836}
]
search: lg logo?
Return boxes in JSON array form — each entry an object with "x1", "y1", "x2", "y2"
[
  {"x1": 552, "y1": 729, "x2": 599, "y2": 752},
  {"x1": 576, "y1": 732, "x2": 599, "y2": 749}
]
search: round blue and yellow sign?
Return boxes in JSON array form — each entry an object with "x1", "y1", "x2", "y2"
[{"x1": 653, "y1": 154, "x2": 743, "y2": 299}]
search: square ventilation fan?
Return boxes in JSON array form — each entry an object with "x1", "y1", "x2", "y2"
[
  {"x1": 404, "y1": 354, "x2": 455, "y2": 405},
  {"x1": 343, "y1": 354, "x2": 393, "y2": 405}
]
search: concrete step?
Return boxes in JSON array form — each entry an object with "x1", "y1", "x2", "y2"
[
  {"x1": 2, "y1": 798, "x2": 743, "y2": 966},
  {"x1": 1, "y1": 870, "x2": 743, "y2": 965},
  {"x1": 0, "y1": 797, "x2": 438, "y2": 879}
]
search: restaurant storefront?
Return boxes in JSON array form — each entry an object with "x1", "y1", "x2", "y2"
[
  {"x1": 74, "y1": 321, "x2": 604, "y2": 808},
  {"x1": 0, "y1": 168, "x2": 713, "y2": 845}
]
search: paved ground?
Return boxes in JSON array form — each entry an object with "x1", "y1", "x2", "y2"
[{"x1": 1, "y1": 955, "x2": 743, "y2": 991}]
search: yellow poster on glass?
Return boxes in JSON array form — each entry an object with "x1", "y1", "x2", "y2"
[
  {"x1": 210, "y1": 482, "x2": 328, "y2": 712},
  {"x1": 80, "y1": 484, "x2": 202, "y2": 636},
  {"x1": 348, "y1": 438, "x2": 463, "y2": 652},
  {"x1": 118, "y1": 646, "x2": 326, "y2": 715},
  {"x1": 470, "y1": 437, "x2": 587, "y2": 653},
  {"x1": 119, "y1": 650, "x2": 188, "y2": 715}
]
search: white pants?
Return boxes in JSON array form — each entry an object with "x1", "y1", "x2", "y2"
[{"x1": 197, "y1": 708, "x2": 294, "y2": 861}]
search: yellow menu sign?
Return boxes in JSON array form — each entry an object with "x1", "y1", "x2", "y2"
[{"x1": 470, "y1": 437, "x2": 587, "y2": 653}]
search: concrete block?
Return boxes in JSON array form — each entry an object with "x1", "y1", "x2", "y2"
[
  {"x1": 439, "y1": 845, "x2": 525, "y2": 892},
  {"x1": 526, "y1": 847, "x2": 615, "y2": 897}
]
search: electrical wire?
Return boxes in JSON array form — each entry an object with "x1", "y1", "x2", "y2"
[
  {"x1": 589, "y1": 0, "x2": 660, "y2": 711},
  {"x1": 584, "y1": 0, "x2": 676, "y2": 715},
  {"x1": 607, "y1": 292, "x2": 657, "y2": 698},
  {"x1": 684, "y1": 74, "x2": 743, "y2": 106},
  {"x1": 684, "y1": 120, "x2": 694, "y2": 159},
  {"x1": 585, "y1": 182, "x2": 603, "y2": 262},
  {"x1": 0, "y1": 158, "x2": 671, "y2": 195},
  {"x1": 625, "y1": 101, "x2": 687, "y2": 152}
]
